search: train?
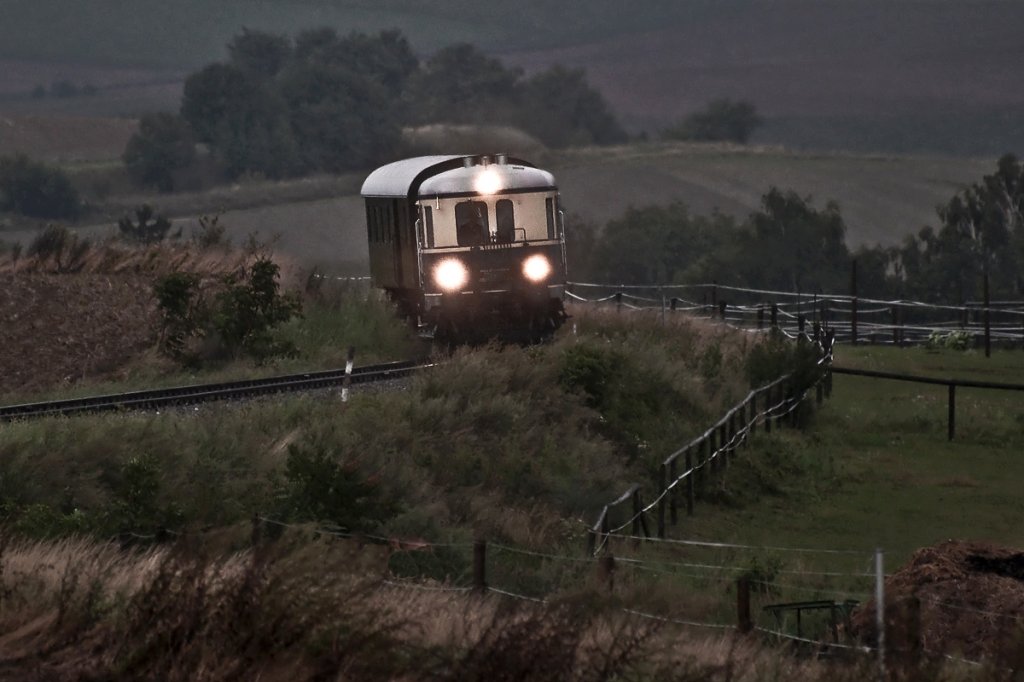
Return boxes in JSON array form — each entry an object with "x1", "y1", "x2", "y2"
[{"x1": 360, "y1": 154, "x2": 568, "y2": 343}]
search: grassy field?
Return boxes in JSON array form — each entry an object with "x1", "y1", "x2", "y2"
[{"x1": 647, "y1": 345, "x2": 1024, "y2": 569}]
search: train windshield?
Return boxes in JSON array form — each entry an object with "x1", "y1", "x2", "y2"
[
  {"x1": 496, "y1": 199, "x2": 515, "y2": 243},
  {"x1": 455, "y1": 200, "x2": 489, "y2": 246}
]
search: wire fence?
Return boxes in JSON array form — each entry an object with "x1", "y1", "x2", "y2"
[
  {"x1": 566, "y1": 281, "x2": 1024, "y2": 349},
  {"x1": 587, "y1": 327, "x2": 835, "y2": 557}
]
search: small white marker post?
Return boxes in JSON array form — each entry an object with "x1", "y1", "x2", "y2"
[
  {"x1": 875, "y1": 547, "x2": 885, "y2": 682},
  {"x1": 341, "y1": 346, "x2": 355, "y2": 404}
]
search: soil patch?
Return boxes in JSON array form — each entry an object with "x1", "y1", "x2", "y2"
[
  {"x1": 850, "y1": 540, "x2": 1024, "y2": 662},
  {"x1": 0, "y1": 272, "x2": 158, "y2": 393}
]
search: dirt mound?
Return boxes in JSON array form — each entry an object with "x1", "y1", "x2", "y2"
[{"x1": 850, "y1": 540, "x2": 1024, "y2": 662}]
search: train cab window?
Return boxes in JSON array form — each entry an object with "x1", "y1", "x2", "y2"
[
  {"x1": 496, "y1": 199, "x2": 515, "y2": 243},
  {"x1": 424, "y1": 206, "x2": 435, "y2": 248},
  {"x1": 455, "y1": 200, "x2": 488, "y2": 247},
  {"x1": 545, "y1": 198, "x2": 556, "y2": 240}
]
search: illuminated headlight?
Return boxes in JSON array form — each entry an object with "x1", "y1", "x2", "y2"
[
  {"x1": 474, "y1": 168, "x2": 502, "y2": 195},
  {"x1": 522, "y1": 254, "x2": 551, "y2": 282},
  {"x1": 434, "y1": 258, "x2": 469, "y2": 292}
]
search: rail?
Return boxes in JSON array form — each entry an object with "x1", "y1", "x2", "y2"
[{"x1": 0, "y1": 359, "x2": 427, "y2": 421}]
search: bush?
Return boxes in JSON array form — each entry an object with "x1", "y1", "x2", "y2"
[
  {"x1": 745, "y1": 329, "x2": 822, "y2": 392},
  {"x1": 154, "y1": 257, "x2": 302, "y2": 364},
  {"x1": 118, "y1": 204, "x2": 179, "y2": 244},
  {"x1": 0, "y1": 154, "x2": 80, "y2": 220},
  {"x1": 664, "y1": 98, "x2": 763, "y2": 144},
  {"x1": 275, "y1": 439, "x2": 397, "y2": 531},
  {"x1": 26, "y1": 224, "x2": 91, "y2": 272}
]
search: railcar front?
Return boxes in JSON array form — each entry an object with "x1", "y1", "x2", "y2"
[
  {"x1": 361, "y1": 154, "x2": 568, "y2": 343},
  {"x1": 415, "y1": 156, "x2": 567, "y2": 342}
]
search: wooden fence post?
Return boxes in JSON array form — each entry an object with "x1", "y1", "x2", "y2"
[
  {"x1": 737, "y1": 577, "x2": 753, "y2": 634},
  {"x1": 851, "y1": 258, "x2": 859, "y2": 345},
  {"x1": 657, "y1": 463, "x2": 667, "y2": 539},
  {"x1": 615, "y1": 291, "x2": 623, "y2": 313},
  {"x1": 948, "y1": 384, "x2": 956, "y2": 441},
  {"x1": 598, "y1": 553, "x2": 616, "y2": 592},
  {"x1": 685, "y1": 449, "x2": 695, "y2": 516},
  {"x1": 671, "y1": 297, "x2": 678, "y2": 313},
  {"x1": 984, "y1": 271, "x2": 991, "y2": 358},
  {"x1": 771, "y1": 302, "x2": 779, "y2": 328},
  {"x1": 669, "y1": 456, "x2": 678, "y2": 525},
  {"x1": 473, "y1": 539, "x2": 487, "y2": 593},
  {"x1": 251, "y1": 512, "x2": 262, "y2": 548},
  {"x1": 719, "y1": 300, "x2": 727, "y2": 320},
  {"x1": 631, "y1": 488, "x2": 641, "y2": 538},
  {"x1": 720, "y1": 421, "x2": 730, "y2": 469}
]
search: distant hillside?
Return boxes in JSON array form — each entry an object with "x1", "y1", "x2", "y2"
[{"x1": 1, "y1": 1, "x2": 1022, "y2": 156}]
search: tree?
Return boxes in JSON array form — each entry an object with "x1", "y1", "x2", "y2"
[
  {"x1": 664, "y1": 98, "x2": 763, "y2": 144},
  {"x1": 293, "y1": 28, "x2": 417, "y2": 97},
  {"x1": 404, "y1": 43, "x2": 522, "y2": 125},
  {"x1": 893, "y1": 154, "x2": 1024, "y2": 301},
  {"x1": 227, "y1": 28, "x2": 292, "y2": 80},
  {"x1": 0, "y1": 154, "x2": 80, "y2": 220},
  {"x1": 516, "y1": 66, "x2": 627, "y2": 148},
  {"x1": 277, "y1": 61, "x2": 400, "y2": 172},
  {"x1": 122, "y1": 113, "x2": 196, "y2": 192},
  {"x1": 180, "y1": 63, "x2": 299, "y2": 179},
  {"x1": 736, "y1": 188, "x2": 850, "y2": 292},
  {"x1": 588, "y1": 202, "x2": 735, "y2": 284}
]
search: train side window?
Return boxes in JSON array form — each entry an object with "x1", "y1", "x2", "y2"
[
  {"x1": 545, "y1": 197, "x2": 555, "y2": 240},
  {"x1": 496, "y1": 199, "x2": 515, "y2": 243},
  {"x1": 455, "y1": 200, "x2": 488, "y2": 247},
  {"x1": 424, "y1": 206, "x2": 435, "y2": 248}
]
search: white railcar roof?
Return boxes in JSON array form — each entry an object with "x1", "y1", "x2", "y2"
[
  {"x1": 360, "y1": 156, "x2": 463, "y2": 198},
  {"x1": 360, "y1": 155, "x2": 554, "y2": 199},
  {"x1": 418, "y1": 164, "x2": 556, "y2": 198}
]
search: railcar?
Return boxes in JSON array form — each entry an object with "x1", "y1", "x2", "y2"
[{"x1": 360, "y1": 154, "x2": 568, "y2": 343}]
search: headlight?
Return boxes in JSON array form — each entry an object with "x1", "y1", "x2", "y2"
[
  {"x1": 522, "y1": 254, "x2": 551, "y2": 282},
  {"x1": 434, "y1": 258, "x2": 469, "y2": 291},
  {"x1": 474, "y1": 168, "x2": 502, "y2": 195}
]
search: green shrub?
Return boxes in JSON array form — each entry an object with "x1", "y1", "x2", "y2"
[
  {"x1": 153, "y1": 272, "x2": 204, "y2": 362},
  {"x1": 0, "y1": 154, "x2": 80, "y2": 220},
  {"x1": 275, "y1": 439, "x2": 397, "y2": 531},
  {"x1": 99, "y1": 454, "x2": 184, "y2": 536},
  {"x1": 925, "y1": 329, "x2": 972, "y2": 351},
  {"x1": 154, "y1": 257, "x2": 301, "y2": 364},
  {"x1": 213, "y1": 258, "x2": 302, "y2": 361}
]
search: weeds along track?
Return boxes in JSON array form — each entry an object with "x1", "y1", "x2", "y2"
[{"x1": 0, "y1": 360, "x2": 427, "y2": 421}]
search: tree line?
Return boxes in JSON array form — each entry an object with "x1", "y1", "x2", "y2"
[
  {"x1": 569, "y1": 154, "x2": 1024, "y2": 303},
  {"x1": 124, "y1": 28, "x2": 628, "y2": 191}
]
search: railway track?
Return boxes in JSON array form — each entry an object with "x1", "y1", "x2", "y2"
[{"x1": 0, "y1": 360, "x2": 428, "y2": 422}]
